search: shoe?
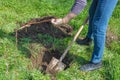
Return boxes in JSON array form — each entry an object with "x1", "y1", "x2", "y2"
[
  {"x1": 76, "y1": 37, "x2": 92, "y2": 46},
  {"x1": 80, "y1": 62, "x2": 102, "y2": 71}
]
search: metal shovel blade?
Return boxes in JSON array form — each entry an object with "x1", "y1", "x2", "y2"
[{"x1": 46, "y1": 57, "x2": 66, "y2": 74}]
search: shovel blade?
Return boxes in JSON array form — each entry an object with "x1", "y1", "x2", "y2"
[{"x1": 46, "y1": 57, "x2": 66, "y2": 74}]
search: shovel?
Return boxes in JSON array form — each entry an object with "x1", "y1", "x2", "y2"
[{"x1": 46, "y1": 16, "x2": 89, "y2": 74}]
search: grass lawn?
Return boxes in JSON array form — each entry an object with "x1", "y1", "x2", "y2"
[{"x1": 0, "y1": 0, "x2": 120, "y2": 80}]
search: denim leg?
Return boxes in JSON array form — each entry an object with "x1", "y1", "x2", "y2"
[
  {"x1": 87, "y1": 0, "x2": 98, "y2": 39},
  {"x1": 91, "y1": 0, "x2": 118, "y2": 63}
]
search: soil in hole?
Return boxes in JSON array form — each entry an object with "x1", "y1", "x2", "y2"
[{"x1": 30, "y1": 48, "x2": 73, "y2": 74}]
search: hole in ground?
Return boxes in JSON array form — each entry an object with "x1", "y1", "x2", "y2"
[{"x1": 29, "y1": 48, "x2": 73, "y2": 74}]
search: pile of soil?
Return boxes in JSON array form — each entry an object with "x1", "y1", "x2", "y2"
[{"x1": 17, "y1": 16, "x2": 73, "y2": 39}]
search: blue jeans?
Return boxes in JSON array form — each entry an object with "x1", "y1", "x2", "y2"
[{"x1": 87, "y1": 0, "x2": 118, "y2": 63}]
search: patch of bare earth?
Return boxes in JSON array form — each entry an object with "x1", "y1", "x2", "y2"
[
  {"x1": 106, "y1": 28, "x2": 119, "y2": 48},
  {"x1": 15, "y1": 16, "x2": 73, "y2": 79}
]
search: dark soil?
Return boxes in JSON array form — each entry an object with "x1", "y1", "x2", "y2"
[{"x1": 17, "y1": 16, "x2": 73, "y2": 39}]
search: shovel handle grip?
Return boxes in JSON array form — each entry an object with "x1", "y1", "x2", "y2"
[{"x1": 59, "y1": 16, "x2": 89, "y2": 62}]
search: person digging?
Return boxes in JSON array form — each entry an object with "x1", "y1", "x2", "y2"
[{"x1": 51, "y1": 0, "x2": 118, "y2": 71}]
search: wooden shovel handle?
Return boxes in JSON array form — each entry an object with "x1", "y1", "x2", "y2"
[{"x1": 59, "y1": 16, "x2": 89, "y2": 62}]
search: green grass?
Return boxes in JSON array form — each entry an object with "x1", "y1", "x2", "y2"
[{"x1": 0, "y1": 0, "x2": 120, "y2": 80}]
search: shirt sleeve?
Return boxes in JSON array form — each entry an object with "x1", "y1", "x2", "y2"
[{"x1": 71, "y1": 0, "x2": 87, "y2": 15}]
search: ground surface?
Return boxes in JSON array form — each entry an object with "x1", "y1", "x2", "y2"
[{"x1": 0, "y1": 0, "x2": 120, "y2": 80}]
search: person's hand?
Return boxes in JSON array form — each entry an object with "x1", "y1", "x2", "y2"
[
  {"x1": 51, "y1": 18, "x2": 63, "y2": 25},
  {"x1": 51, "y1": 12, "x2": 76, "y2": 25}
]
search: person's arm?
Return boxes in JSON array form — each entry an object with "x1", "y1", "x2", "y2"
[
  {"x1": 51, "y1": 0, "x2": 87, "y2": 25},
  {"x1": 71, "y1": 0, "x2": 87, "y2": 15}
]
